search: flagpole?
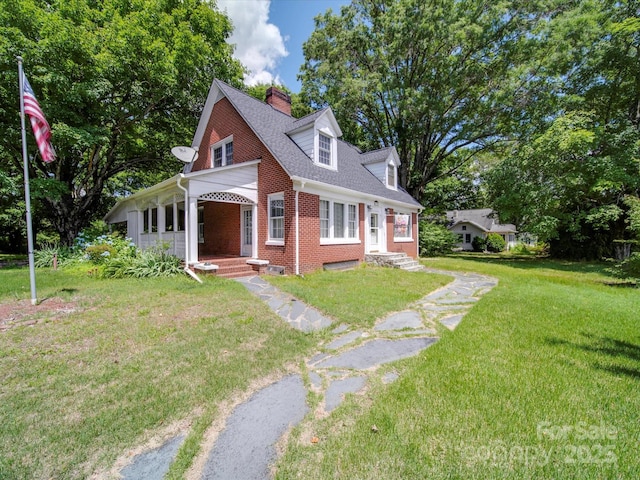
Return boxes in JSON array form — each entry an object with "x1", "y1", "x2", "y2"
[{"x1": 17, "y1": 56, "x2": 38, "y2": 305}]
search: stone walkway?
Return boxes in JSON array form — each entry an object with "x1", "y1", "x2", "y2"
[{"x1": 119, "y1": 267, "x2": 498, "y2": 480}]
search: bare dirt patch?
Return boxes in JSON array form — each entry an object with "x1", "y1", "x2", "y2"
[{"x1": 0, "y1": 297, "x2": 79, "y2": 332}]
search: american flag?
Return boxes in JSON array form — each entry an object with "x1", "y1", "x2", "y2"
[{"x1": 22, "y1": 73, "x2": 55, "y2": 163}]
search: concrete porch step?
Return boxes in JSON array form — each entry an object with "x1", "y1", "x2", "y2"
[{"x1": 365, "y1": 253, "x2": 422, "y2": 271}]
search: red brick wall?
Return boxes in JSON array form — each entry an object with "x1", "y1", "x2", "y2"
[
  {"x1": 199, "y1": 202, "x2": 240, "y2": 256},
  {"x1": 296, "y1": 196, "x2": 365, "y2": 274},
  {"x1": 189, "y1": 93, "x2": 419, "y2": 272},
  {"x1": 385, "y1": 209, "x2": 418, "y2": 258},
  {"x1": 192, "y1": 97, "x2": 263, "y2": 172}
]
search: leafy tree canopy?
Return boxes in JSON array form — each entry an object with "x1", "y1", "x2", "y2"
[
  {"x1": 0, "y1": 0, "x2": 244, "y2": 247},
  {"x1": 300, "y1": 0, "x2": 563, "y2": 201},
  {"x1": 486, "y1": 0, "x2": 640, "y2": 259}
]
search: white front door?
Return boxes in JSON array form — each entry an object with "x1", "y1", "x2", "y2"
[
  {"x1": 241, "y1": 205, "x2": 253, "y2": 256},
  {"x1": 369, "y1": 212, "x2": 379, "y2": 251}
]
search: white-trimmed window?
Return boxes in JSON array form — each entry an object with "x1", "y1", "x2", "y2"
[
  {"x1": 268, "y1": 193, "x2": 284, "y2": 244},
  {"x1": 320, "y1": 198, "x2": 359, "y2": 243},
  {"x1": 387, "y1": 163, "x2": 397, "y2": 189},
  {"x1": 319, "y1": 133, "x2": 331, "y2": 165},
  {"x1": 320, "y1": 200, "x2": 330, "y2": 238},
  {"x1": 315, "y1": 130, "x2": 337, "y2": 169},
  {"x1": 210, "y1": 136, "x2": 233, "y2": 168},
  {"x1": 393, "y1": 213, "x2": 412, "y2": 240}
]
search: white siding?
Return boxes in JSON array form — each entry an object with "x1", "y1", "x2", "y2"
[
  {"x1": 290, "y1": 127, "x2": 314, "y2": 158},
  {"x1": 365, "y1": 161, "x2": 386, "y2": 184},
  {"x1": 126, "y1": 210, "x2": 139, "y2": 241},
  {"x1": 449, "y1": 222, "x2": 485, "y2": 250},
  {"x1": 188, "y1": 163, "x2": 258, "y2": 202}
]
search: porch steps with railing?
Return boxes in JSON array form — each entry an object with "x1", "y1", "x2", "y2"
[
  {"x1": 365, "y1": 252, "x2": 423, "y2": 272},
  {"x1": 193, "y1": 256, "x2": 256, "y2": 279}
]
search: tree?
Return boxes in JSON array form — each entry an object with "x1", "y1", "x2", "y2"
[
  {"x1": 300, "y1": 0, "x2": 561, "y2": 201},
  {"x1": 486, "y1": 0, "x2": 640, "y2": 259},
  {"x1": 0, "y1": 0, "x2": 244, "y2": 246}
]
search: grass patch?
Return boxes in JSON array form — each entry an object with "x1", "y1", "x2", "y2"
[
  {"x1": 266, "y1": 265, "x2": 451, "y2": 328},
  {"x1": 0, "y1": 268, "x2": 316, "y2": 479},
  {"x1": 276, "y1": 255, "x2": 639, "y2": 479}
]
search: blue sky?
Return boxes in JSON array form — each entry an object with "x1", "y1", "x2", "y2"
[{"x1": 217, "y1": 0, "x2": 350, "y2": 93}]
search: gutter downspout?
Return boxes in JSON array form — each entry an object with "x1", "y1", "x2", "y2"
[
  {"x1": 295, "y1": 189, "x2": 300, "y2": 275},
  {"x1": 177, "y1": 174, "x2": 202, "y2": 283},
  {"x1": 294, "y1": 181, "x2": 305, "y2": 276}
]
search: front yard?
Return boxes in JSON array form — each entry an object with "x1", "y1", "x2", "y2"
[
  {"x1": 274, "y1": 255, "x2": 639, "y2": 479},
  {"x1": 0, "y1": 256, "x2": 638, "y2": 479}
]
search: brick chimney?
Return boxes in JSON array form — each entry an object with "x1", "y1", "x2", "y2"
[{"x1": 265, "y1": 87, "x2": 292, "y2": 116}]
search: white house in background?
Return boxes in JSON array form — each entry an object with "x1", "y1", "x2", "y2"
[{"x1": 446, "y1": 209, "x2": 517, "y2": 250}]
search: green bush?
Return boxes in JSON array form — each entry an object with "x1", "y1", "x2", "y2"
[
  {"x1": 34, "y1": 243, "x2": 78, "y2": 268},
  {"x1": 101, "y1": 246, "x2": 183, "y2": 278},
  {"x1": 419, "y1": 221, "x2": 459, "y2": 256},
  {"x1": 85, "y1": 244, "x2": 116, "y2": 264},
  {"x1": 607, "y1": 252, "x2": 640, "y2": 282},
  {"x1": 472, "y1": 235, "x2": 487, "y2": 252},
  {"x1": 485, "y1": 233, "x2": 506, "y2": 253}
]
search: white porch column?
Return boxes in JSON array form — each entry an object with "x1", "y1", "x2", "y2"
[
  {"x1": 252, "y1": 202, "x2": 258, "y2": 258},
  {"x1": 158, "y1": 202, "x2": 166, "y2": 234},
  {"x1": 137, "y1": 210, "x2": 144, "y2": 244},
  {"x1": 187, "y1": 196, "x2": 199, "y2": 264}
]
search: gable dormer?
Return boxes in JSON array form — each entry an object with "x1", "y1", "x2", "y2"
[
  {"x1": 287, "y1": 108, "x2": 343, "y2": 170},
  {"x1": 362, "y1": 147, "x2": 400, "y2": 190}
]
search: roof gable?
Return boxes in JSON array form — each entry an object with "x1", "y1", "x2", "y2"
[{"x1": 191, "y1": 79, "x2": 421, "y2": 209}]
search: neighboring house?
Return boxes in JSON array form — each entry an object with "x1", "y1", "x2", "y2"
[
  {"x1": 104, "y1": 80, "x2": 422, "y2": 275},
  {"x1": 446, "y1": 209, "x2": 517, "y2": 251}
]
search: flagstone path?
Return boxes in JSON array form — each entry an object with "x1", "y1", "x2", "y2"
[{"x1": 118, "y1": 267, "x2": 498, "y2": 480}]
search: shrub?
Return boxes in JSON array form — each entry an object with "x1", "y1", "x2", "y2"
[
  {"x1": 419, "y1": 221, "x2": 459, "y2": 256},
  {"x1": 472, "y1": 235, "x2": 487, "y2": 252},
  {"x1": 85, "y1": 244, "x2": 115, "y2": 264},
  {"x1": 34, "y1": 243, "x2": 78, "y2": 268},
  {"x1": 485, "y1": 233, "x2": 506, "y2": 253},
  {"x1": 607, "y1": 252, "x2": 640, "y2": 283},
  {"x1": 101, "y1": 246, "x2": 183, "y2": 278}
]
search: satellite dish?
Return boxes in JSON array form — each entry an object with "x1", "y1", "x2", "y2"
[{"x1": 171, "y1": 146, "x2": 198, "y2": 163}]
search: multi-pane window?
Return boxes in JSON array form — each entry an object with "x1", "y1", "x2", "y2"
[
  {"x1": 211, "y1": 138, "x2": 233, "y2": 168},
  {"x1": 387, "y1": 164, "x2": 396, "y2": 187},
  {"x1": 320, "y1": 200, "x2": 330, "y2": 238},
  {"x1": 348, "y1": 205, "x2": 357, "y2": 238},
  {"x1": 225, "y1": 141, "x2": 233, "y2": 164},
  {"x1": 213, "y1": 146, "x2": 223, "y2": 168},
  {"x1": 320, "y1": 198, "x2": 358, "y2": 240},
  {"x1": 269, "y1": 194, "x2": 284, "y2": 242},
  {"x1": 318, "y1": 133, "x2": 331, "y2": 165},
  {"x1": 334, "y1": 203, "x2": 344, "y2": 237}
]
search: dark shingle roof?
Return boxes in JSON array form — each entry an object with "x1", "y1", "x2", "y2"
[{"x1": 214, "y1": 80, "x2": 421, "y2": 208}]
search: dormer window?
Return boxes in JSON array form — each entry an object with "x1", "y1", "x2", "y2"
[
  {"x1": 387, "y1": 164, "x2": 396, "y2": 188},
  {"x1": 210, "y1": 136, "x2": 233, "y2": 168},
  {"x1": 319, "y1": 133, "x2": 331, "y2": 166}
]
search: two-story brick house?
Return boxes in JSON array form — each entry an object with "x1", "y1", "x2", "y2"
[{"x1": 104, "y1": 79, "x2": 422, "y2": 275}]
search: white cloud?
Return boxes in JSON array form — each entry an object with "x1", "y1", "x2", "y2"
[{"x1": 217, "y1": 0, "x2": 288, "y2": 86}]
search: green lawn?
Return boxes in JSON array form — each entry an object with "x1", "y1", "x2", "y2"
[
  {"x1": 276, "y1": 255, "x2": 639, "y2": 479},
  {"x1": 266, "y1": 265, "x2": 451, "y2": 329},
  {"x1": 2, "y1": 258, "x2": 637, "y2": 479},
  {"x1": 0, "y1": 268, "x2": 316, "y2": 479}
]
